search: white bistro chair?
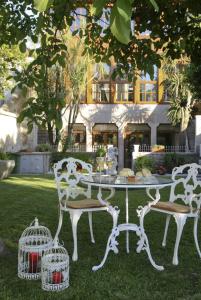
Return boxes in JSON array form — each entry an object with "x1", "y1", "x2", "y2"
[
  {"x1": 54, "y1": 157, "x2": 116, "y2": 261},
  {"x1": 151, "y1": 163, "x2": 201, "y2": 265}
]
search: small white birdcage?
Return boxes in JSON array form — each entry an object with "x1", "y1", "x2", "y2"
[
  {"x1": 41, "y1": 239, "x2": 69, "y2": 292},
  {"x1": 18, "y1": 218, "x2": 53, "y2": 280}
]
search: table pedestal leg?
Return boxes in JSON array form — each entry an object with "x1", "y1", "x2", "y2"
[
  {"x1": 93, "y1": 188, "x2": 164, "y2": 272},
  {"x1": 126, "y1": 188, "x2": 129, "y2": 253},
  {"x1": 92, "y1": 223, "x2": 164, "y2": 272}
]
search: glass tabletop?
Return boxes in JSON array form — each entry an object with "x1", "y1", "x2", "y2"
[{"x1": 82, "y1": 174, "x2": 173, "y2": 188}]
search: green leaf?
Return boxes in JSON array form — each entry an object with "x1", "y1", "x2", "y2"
[
  {"x1": 31, "y1": 35, "x2": 38, "y2": 43},
  {"x1": 110, "y1": 0, "x2": 133, "y2": 45},
  {"x1": 19, "y1": 40, "x2": 26, "y2": 53},
  {"x1": 147, "y1": 0, "x2": 159, "y2": 12},
  {"x1": 58, "y1": 56, "x2": 66, "y2": 68},
  {"x1": 55, "y1": 118, "x2": 62, "y2": 130},
  {"x1": 92, "y1": 0, "x2": 108, "y2": 16},
  {"x1": 34, "y1": 0, "x2": 53, "y2": 12},
  {"x1": 72, "y1": 30, "x2": 79, "y2": 36}
]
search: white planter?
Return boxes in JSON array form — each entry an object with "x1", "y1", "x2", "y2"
[
  {"x1": 16, "y1": 152, "x2": 51, "y2": 174},
  {"x1": 0, "y1": 160, "x2": 15, "y2": 179}
]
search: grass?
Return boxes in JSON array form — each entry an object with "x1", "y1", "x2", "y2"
[{"x1": 0, "y1": 175, "x2": 201, "y2": 299}]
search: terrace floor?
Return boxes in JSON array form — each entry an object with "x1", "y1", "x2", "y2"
[{"x1": 0, "y1": 176, "x2": 201, "y2": 299}]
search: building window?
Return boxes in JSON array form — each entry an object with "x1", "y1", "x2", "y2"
[
  {"x1": 140, "y1": 83, "x2": 157, "y2": 102},
  {"x1": 63, "y1": 124, "x2": 86, "y2": 151},
  {"x1": 138, "y1": 66, "x2": 158, "y2": 103},
  {"x1": 88, "y1": 64, "x2": 164, "y2": 104},
  {"x1": 157, "y1": 124, "x2": 179, "y2": 146},
  {"x1": 37, "y1": 129, "x2": 49, "y2": 144},
  {"x1": 92, "y1": 83, "x2": 110, "y2": 103},
  {"x1": 92, "y1": 64, "x2": 111, "y2": 103},
  {"x1": 92, "y1": 124, "x2": 118, "y2": 150},
  {"x1": 115, "y1": 82, "x2": 134, "y2": 102}
]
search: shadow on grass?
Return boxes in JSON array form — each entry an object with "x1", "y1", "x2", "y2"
[{"x1": 0, "y1": 176, "x2": 201, "y2": 299}]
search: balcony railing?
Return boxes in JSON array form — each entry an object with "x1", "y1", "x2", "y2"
[
  {"x1": 137, "y1": 145, "x2": 194, "y2": 153},
  {"x1": 66, "y1": 143, "x2": 86, "y2": 152}
]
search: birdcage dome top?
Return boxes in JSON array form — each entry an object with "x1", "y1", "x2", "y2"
[
  {"x1": 19, "y1": 217, "x2": 52, "y2": 252},
  {"x1": 43, "y1": 239, "x2": 68, "y2": 256}
]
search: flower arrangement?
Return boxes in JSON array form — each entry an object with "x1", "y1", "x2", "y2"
[{"x1": 157, "y1": 165, "x2": 167, "y2": 175}]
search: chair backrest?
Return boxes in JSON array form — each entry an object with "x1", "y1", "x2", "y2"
[
  {"x1": 169, "y1": 163, "x2": 201, "y2": 209},
  {"x1": 54, "y1": 157, "x2": 93, "y2": 203}
]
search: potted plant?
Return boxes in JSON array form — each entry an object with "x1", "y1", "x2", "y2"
[
  {"x1": 0, "y1": 151, "x2": 15, "y2": 180},
  {"x1": 96, "y1": 147, "x2": 106, "y2": 158},
  {"x1": 157, "y1": 165, "x2": 167, "y2": 175}
]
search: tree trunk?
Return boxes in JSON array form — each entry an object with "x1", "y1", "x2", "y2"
[
  {"x1": 62, "y1": 93, "x2": 80, "y2": 152},
  {"x1": 184, "y1": 130, "x2": 189, "y2": 152},
  {"x1": 47, "y1": 123, "x2": 54, "y2": 146}
]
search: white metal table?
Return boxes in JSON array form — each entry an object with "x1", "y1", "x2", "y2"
[{"x1": 82, "y1": 174, "x2": 173, "y2": 271}]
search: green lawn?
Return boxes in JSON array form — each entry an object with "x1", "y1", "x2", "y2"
[{"x1": 0, "y1": 176, "x2": 201, "y2": 300}]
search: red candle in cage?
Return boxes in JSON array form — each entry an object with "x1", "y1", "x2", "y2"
[
  {"x1": 52, "y1": 271, "x2": 63, "y2": 284},
  {"x1": 29, "y1": 252, "x2": 39, "y2": 273}
]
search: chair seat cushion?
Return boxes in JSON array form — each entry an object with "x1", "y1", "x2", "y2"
[
  {"x1": 151, "y1": 201, "x2": 197, "y2": 213},
  {"x1": 61, "y1": 199, "x2": 106, "y2": 209}
]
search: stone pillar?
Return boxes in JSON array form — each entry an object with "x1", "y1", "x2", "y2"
[
  {"x1": 149, "y1": 122, "x2": 159, "y2": 146},
  {"x1": 132, "y1": 144, "x2": 139, "y2": 170},
  {"x1": 86, "y1": 125, "x2": 93, "y2": 152},
  {"x1": 195, "y1": 115, "x2": 201, "y2": 154},
  {"x1": 118, "y1": 128, "x2": 124, "y2": 170}
]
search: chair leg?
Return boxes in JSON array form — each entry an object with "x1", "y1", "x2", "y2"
[
  {"x1": 173, "y1": 214, "x2": 187, "y2": 265},
  {"x1": 88, "y1": 212, "x2": 95, "y2": 244},
  {"x1": 193, "y1": 216, "x2": 201, "y2": 258},
  {"x1": 70, "y1": 210, "x2": 82, "y2": 261},
  {"x1": 54, "y1": 208, "x2": 63, "y2": 241},
  {"x1": 162, "y1": 215, "x2": 171, "y2": 247}
]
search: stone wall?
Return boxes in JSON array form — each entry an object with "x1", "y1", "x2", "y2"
[{"x1": 0, "y1": 108, "x2": 37, "y2": 152}]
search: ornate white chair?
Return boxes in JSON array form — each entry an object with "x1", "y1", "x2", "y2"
[
  {"x1": 54, "y1": 157, "x2": 117, "y2": 261},
  {"x1": 151, "y1": 163, "x2": 201, "y2": 265}
]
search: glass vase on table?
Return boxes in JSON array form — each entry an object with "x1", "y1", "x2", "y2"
[
  {"x1": 96, "y1": 157, "x2": 105, "y2": 177},
  {"x1": 106, "y1": 159, "x2": 113, "y2": 175}
]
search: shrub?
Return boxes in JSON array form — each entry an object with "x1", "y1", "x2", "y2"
[
  {"x1": 135, "y1": 155, "x2": 155, "y2": 172},
  {"x1": 96, "y1": 147, "x2": 106, "y2": 157},
  {"x1": 35, "y1": 144, "x2": 52, "y2": 152},
  {"x1": 0, "y1": 152, "x2": 9, "y2": 160},
  {"x1": 50, "y1": 152, "x2": 96, "y2": 168},
  {"x1": 164, "y1": 153, "x2": 198, "y2": 172},
  {"x1": 164, "y1": 153, "x2": 179, "y2": 172}
]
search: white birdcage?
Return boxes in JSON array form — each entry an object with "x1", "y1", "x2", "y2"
[
  {"x1": 41, "y1": 239, "x2": 69, "y2": 292},
  {"x1": 18, "y1": 218, "x2": 53, "y2": 280}
]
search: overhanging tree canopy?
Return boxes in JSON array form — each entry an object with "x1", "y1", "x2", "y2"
[{"x1": 1, "y1": 1, "x2": 201, "y2": 79}]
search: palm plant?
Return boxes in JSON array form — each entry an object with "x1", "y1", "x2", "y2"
[
  {"x1": 62, "y1": 30, "x2": 105, "y2": 151},
  {"x1": 61, "y1": 29, "x2": 93, "y2": 151},
  {"x1": 163, "y1": 57, "x2": 195, "y2": 151}
]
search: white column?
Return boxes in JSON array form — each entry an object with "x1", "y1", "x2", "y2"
[
  {"x1": 149, "y1": 122, "x2": 159, "y2": 146},
  {"x1": 132, "y1": 144, "x2": 139, "y2": 170},
  {"x1": 118, "y1": 128, "x2": 124, "y2": 170},
  {"x1": 86, "y1": 125, "x2": 93, "y2": 152}
]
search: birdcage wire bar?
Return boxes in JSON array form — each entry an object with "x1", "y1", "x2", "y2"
[
  {"x1": 18, "y1": 218, "x2": 53, "y2": 280},
  {"x1": 41, "y1": 240, "x2": 69, "y2": 292}
]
